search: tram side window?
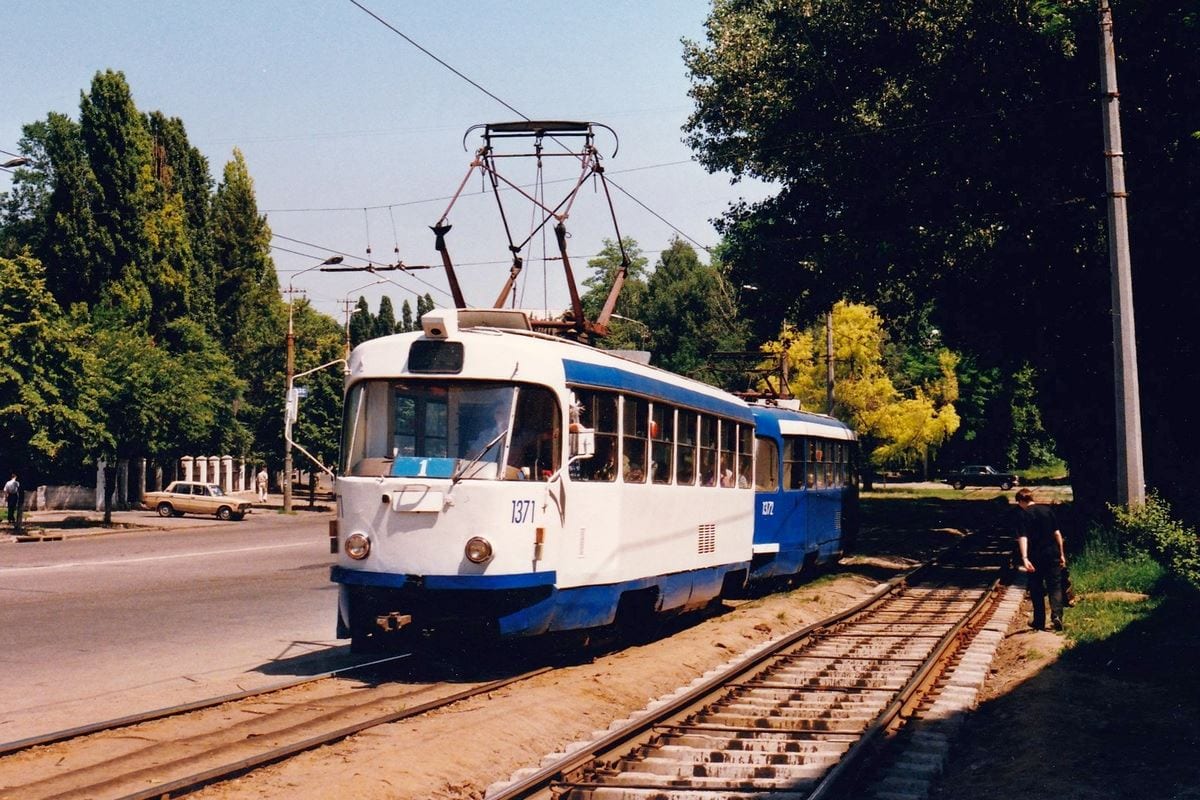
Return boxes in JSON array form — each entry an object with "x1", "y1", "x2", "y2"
[
  {"x1": 755, "y1": 437, "x2": 779, "y2": 491},
  {"x1": 506, "y1": 386, "x2": 560, "y2": 481},
  {"x1": 623, "y1": 396, "x2": 649, "y2": 483},
  {"x1": 650, "y1": 403, "x2": 674, "y2": 484},
  {"x1": 823, "y1": 441, "x2": 835, "y2": 487},
  {"x1": 802, "y1": 438, "x2": 815, "y2": 488},
  {"x1": 737, "y1": 424, "x2": 753, "y2": 488},
  {"x1": 676, "y1": 409, "x2": 697, "y2": 485},
  {"x1": 783, "y1": 436, "x2": 804, "y2": 490},
  {"x1": 718, "y1": 420, "x2": 737, "y2": 487},
  {"x1": 699, "y1": 415, "x2": 718, "y2": 487},
  {"x1": 574, "y1": 390, "x2": 618, "y2": 481}
]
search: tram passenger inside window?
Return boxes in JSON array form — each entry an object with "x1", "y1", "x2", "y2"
[
  {"x1": 623, "y1": 440, "x2": 647, "y2": 483},
  {"x1": 720, "y1": 452, "x2": 736, "y2": 487},
  {"x1": 700, "y1": 453, "x2": 717, "y2": 486},
  {"x1": 579, "y1": 436, "x2": 616, "y2": 481}
]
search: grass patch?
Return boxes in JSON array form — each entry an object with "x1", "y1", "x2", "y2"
[
  {"x1": 1067, "y1": 594, "x2": 1162, "y2": 645},
  {"x1": 1064, "y1": 527, "x2": 1164, "y2": 645},
  {"x1": 1071, "y1": 539, "x2": 1161, "y2": 595},
  {"x1": 1017, "y1": 459, "x2": 1069, "y2": 483}
]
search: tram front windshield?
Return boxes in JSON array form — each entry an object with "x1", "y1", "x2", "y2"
[{"x1": 342, "y1": 379, "x2": 560, "y2": 480}]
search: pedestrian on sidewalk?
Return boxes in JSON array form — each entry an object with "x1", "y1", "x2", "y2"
[
  {"x1": 4, "y1": 473, "x2": 19, "y2": 524},
  {"x1": 1014, "y1": 487, "x2": 1067, "y2": 631},
  {"x1": 256, "y1": 467, "x2": 269, "y2": 503}
]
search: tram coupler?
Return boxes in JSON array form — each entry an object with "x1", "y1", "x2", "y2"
[{"x1": 375, "y1": 612, "x2": 413, "y2": 633}]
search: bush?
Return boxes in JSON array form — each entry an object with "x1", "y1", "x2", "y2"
[{"x1": 1110, "y1": 494, "x2": 1200, "y2": 594}]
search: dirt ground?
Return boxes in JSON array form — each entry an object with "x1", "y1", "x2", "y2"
[{"x1": 196, "y1": 569, "x2": 899, "y2": 799}]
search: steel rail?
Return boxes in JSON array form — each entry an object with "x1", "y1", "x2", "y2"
[
  {"x1": 805, "y1": 576, "x2": 1003, "y2": 799},
  {"x1": 106, "y1": 665, "x2": 552, "y2": 800},
  {"x1": 484, "y1": 566, "x2": 921, "y2": 800},
  {"x1": 487, "y1": 535, "x2": 999, "y2": 800},
  {"x1": 0, "y1": 652, "x2": 413, "y2": 758}
]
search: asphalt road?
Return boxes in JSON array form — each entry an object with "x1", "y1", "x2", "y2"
[{"x1": 0, "y1": 511, "x2": 355, "y2": 744}]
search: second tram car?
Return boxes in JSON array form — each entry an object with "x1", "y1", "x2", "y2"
[{"x1": 330, "y1": 308, "x2": 856, "y2": 651}]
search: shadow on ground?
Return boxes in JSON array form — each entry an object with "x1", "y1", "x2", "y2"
[{"x1": 930, "y1": 592, "x2": 1200, "y2": 799}]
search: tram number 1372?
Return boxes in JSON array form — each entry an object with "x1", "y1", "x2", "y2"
[
  {"x1": 511, "y1": 499, "x2": 536, "y2": 524},
  {"x1": 761, "y1": 500, "x2": 775, "y2": 516}
]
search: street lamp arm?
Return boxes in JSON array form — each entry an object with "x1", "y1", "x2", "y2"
[{"x1": 284, "y1": 358, "x2": 348, "y2": 479}]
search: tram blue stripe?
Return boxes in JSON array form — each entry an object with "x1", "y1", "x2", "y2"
[
  {"x1": 562, "y1": 359, "x2": 754, "y2": 422},
  {"x1": 331, "y1": 565, "x2": 557, "y2": 590}
]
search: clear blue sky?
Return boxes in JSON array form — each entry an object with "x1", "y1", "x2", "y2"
[{"x1": 3, "y1": 1, "x2": 773, "y2": 321}]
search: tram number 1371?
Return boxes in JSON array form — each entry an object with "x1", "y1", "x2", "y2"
[{"x1": 511, "y1": 499, "x2": 536, "y2": 524}]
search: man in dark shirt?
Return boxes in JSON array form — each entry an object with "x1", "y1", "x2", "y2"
[{"x1": 1015, "y1": 487, "x2": 1067, "y2": 631}]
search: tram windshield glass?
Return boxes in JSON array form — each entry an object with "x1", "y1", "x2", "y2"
[{"x1": 341, "y1": 379, "x2": 561, "y2": 480}]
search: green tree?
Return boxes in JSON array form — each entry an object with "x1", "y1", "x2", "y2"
[
  {"x1": 148, "y1": 111, "x2": 216, "y2": 327},
  {"x1": 78, "y1": 69, "x2": 158, "y2": 327},
  {"x1": 6, "y1": 113, "x2": 108, "y2": 307},
  {"x1": 210, "y1": 150, "x2": 278, "y2": 355},
  {"x1": 375, "y1": 295, "x2": 397, "y2": 339},
  {"x1": 400, "y1": 299, "x2": 414, "y2": 332},
  {"x1": 0, "y1": 255, "x2": 107, "y2": 480},
  {"x1": 641, "y1": 238, "x2": 748, "y2": 384},
  {"x1": 1007, "y1": 363, "x2": 1058, "y2": 468},
  {"x1": 684, "y1": 1, "x2": 1200, "y2": 520},
  {"x1": 581, "y1": 237, "x2": 648, "y2": 349},
  {"x1": 0, "y1": 71, "x2": 301, "y2": 483},
  {"x1": 290, "y1": 303, "x2": 345, "y2": 471},
  {"x1": 416, "y1": 293, "x2": 434, "y2": 323},
  {"x1": 349, "y1": 296, "x2": 373, "y2": 348}
]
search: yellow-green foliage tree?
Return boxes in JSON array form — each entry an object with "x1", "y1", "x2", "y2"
[{"x1": 760, "y1": 302, "x2": 960, "y2": 474}]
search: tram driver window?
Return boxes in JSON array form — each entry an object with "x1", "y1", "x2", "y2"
[{"x1": 506, "y1": 386, "x2": 560, "y2": 481}]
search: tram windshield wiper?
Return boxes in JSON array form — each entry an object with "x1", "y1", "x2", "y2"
[{"x1": 450, "y1": 428, "x2": 508, "y2": 486}]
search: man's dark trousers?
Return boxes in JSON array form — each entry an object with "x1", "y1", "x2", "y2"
[{"x1": 1028, "y1": 560, "x2": 1064, "y2": 629}]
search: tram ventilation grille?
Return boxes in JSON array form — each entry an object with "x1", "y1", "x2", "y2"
[{"x1": 697, "y1": 523, "x2": 716, "y2": 554}]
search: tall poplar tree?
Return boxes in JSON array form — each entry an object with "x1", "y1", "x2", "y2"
[{"x1": 375, "y1": 296, "x2": 397, "y2": 339}]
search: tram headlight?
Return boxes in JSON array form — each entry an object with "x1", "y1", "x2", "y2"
[
  {"x1": 344, "y1": 532, "x2": 371, "y2": 560},
  {"x1": 464, "y1": 536, "x2": 493, "y2": 564}
]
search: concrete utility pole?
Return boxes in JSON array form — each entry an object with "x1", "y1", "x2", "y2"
[
  {"x1": 1098, "y1": 0, "x2": 1145, "y2": 507},
  {"x1": 283, "y1": 286, "x2": 302, "y2": 514}
]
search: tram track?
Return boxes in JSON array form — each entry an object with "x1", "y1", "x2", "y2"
[
  {"x1": 0, "y1": 656, "x2": 550, "y2": 800},
  {"x1": 485, "y1": 533, "x2": 1012, "y2": 800}
]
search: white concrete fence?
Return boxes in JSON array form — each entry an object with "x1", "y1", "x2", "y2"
[{"x1": 28, "y1": 456, "x2": 261, "y2": 512}]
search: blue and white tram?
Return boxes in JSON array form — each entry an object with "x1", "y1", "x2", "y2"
[
  {"x1": 746, "y1": 404, "x2": 859, "y2": 585},
  {"x1": 329, "y1": 308, "x2": 856, "y2": 651}
]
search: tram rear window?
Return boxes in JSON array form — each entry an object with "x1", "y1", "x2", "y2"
[{"x1": 408, "y1": 341, "x2": 464, "y2": 373}]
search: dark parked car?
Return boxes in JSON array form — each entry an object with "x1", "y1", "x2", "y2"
[{"x1": 943, "y1": 465, "x2": 1018, "y2": 490}]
